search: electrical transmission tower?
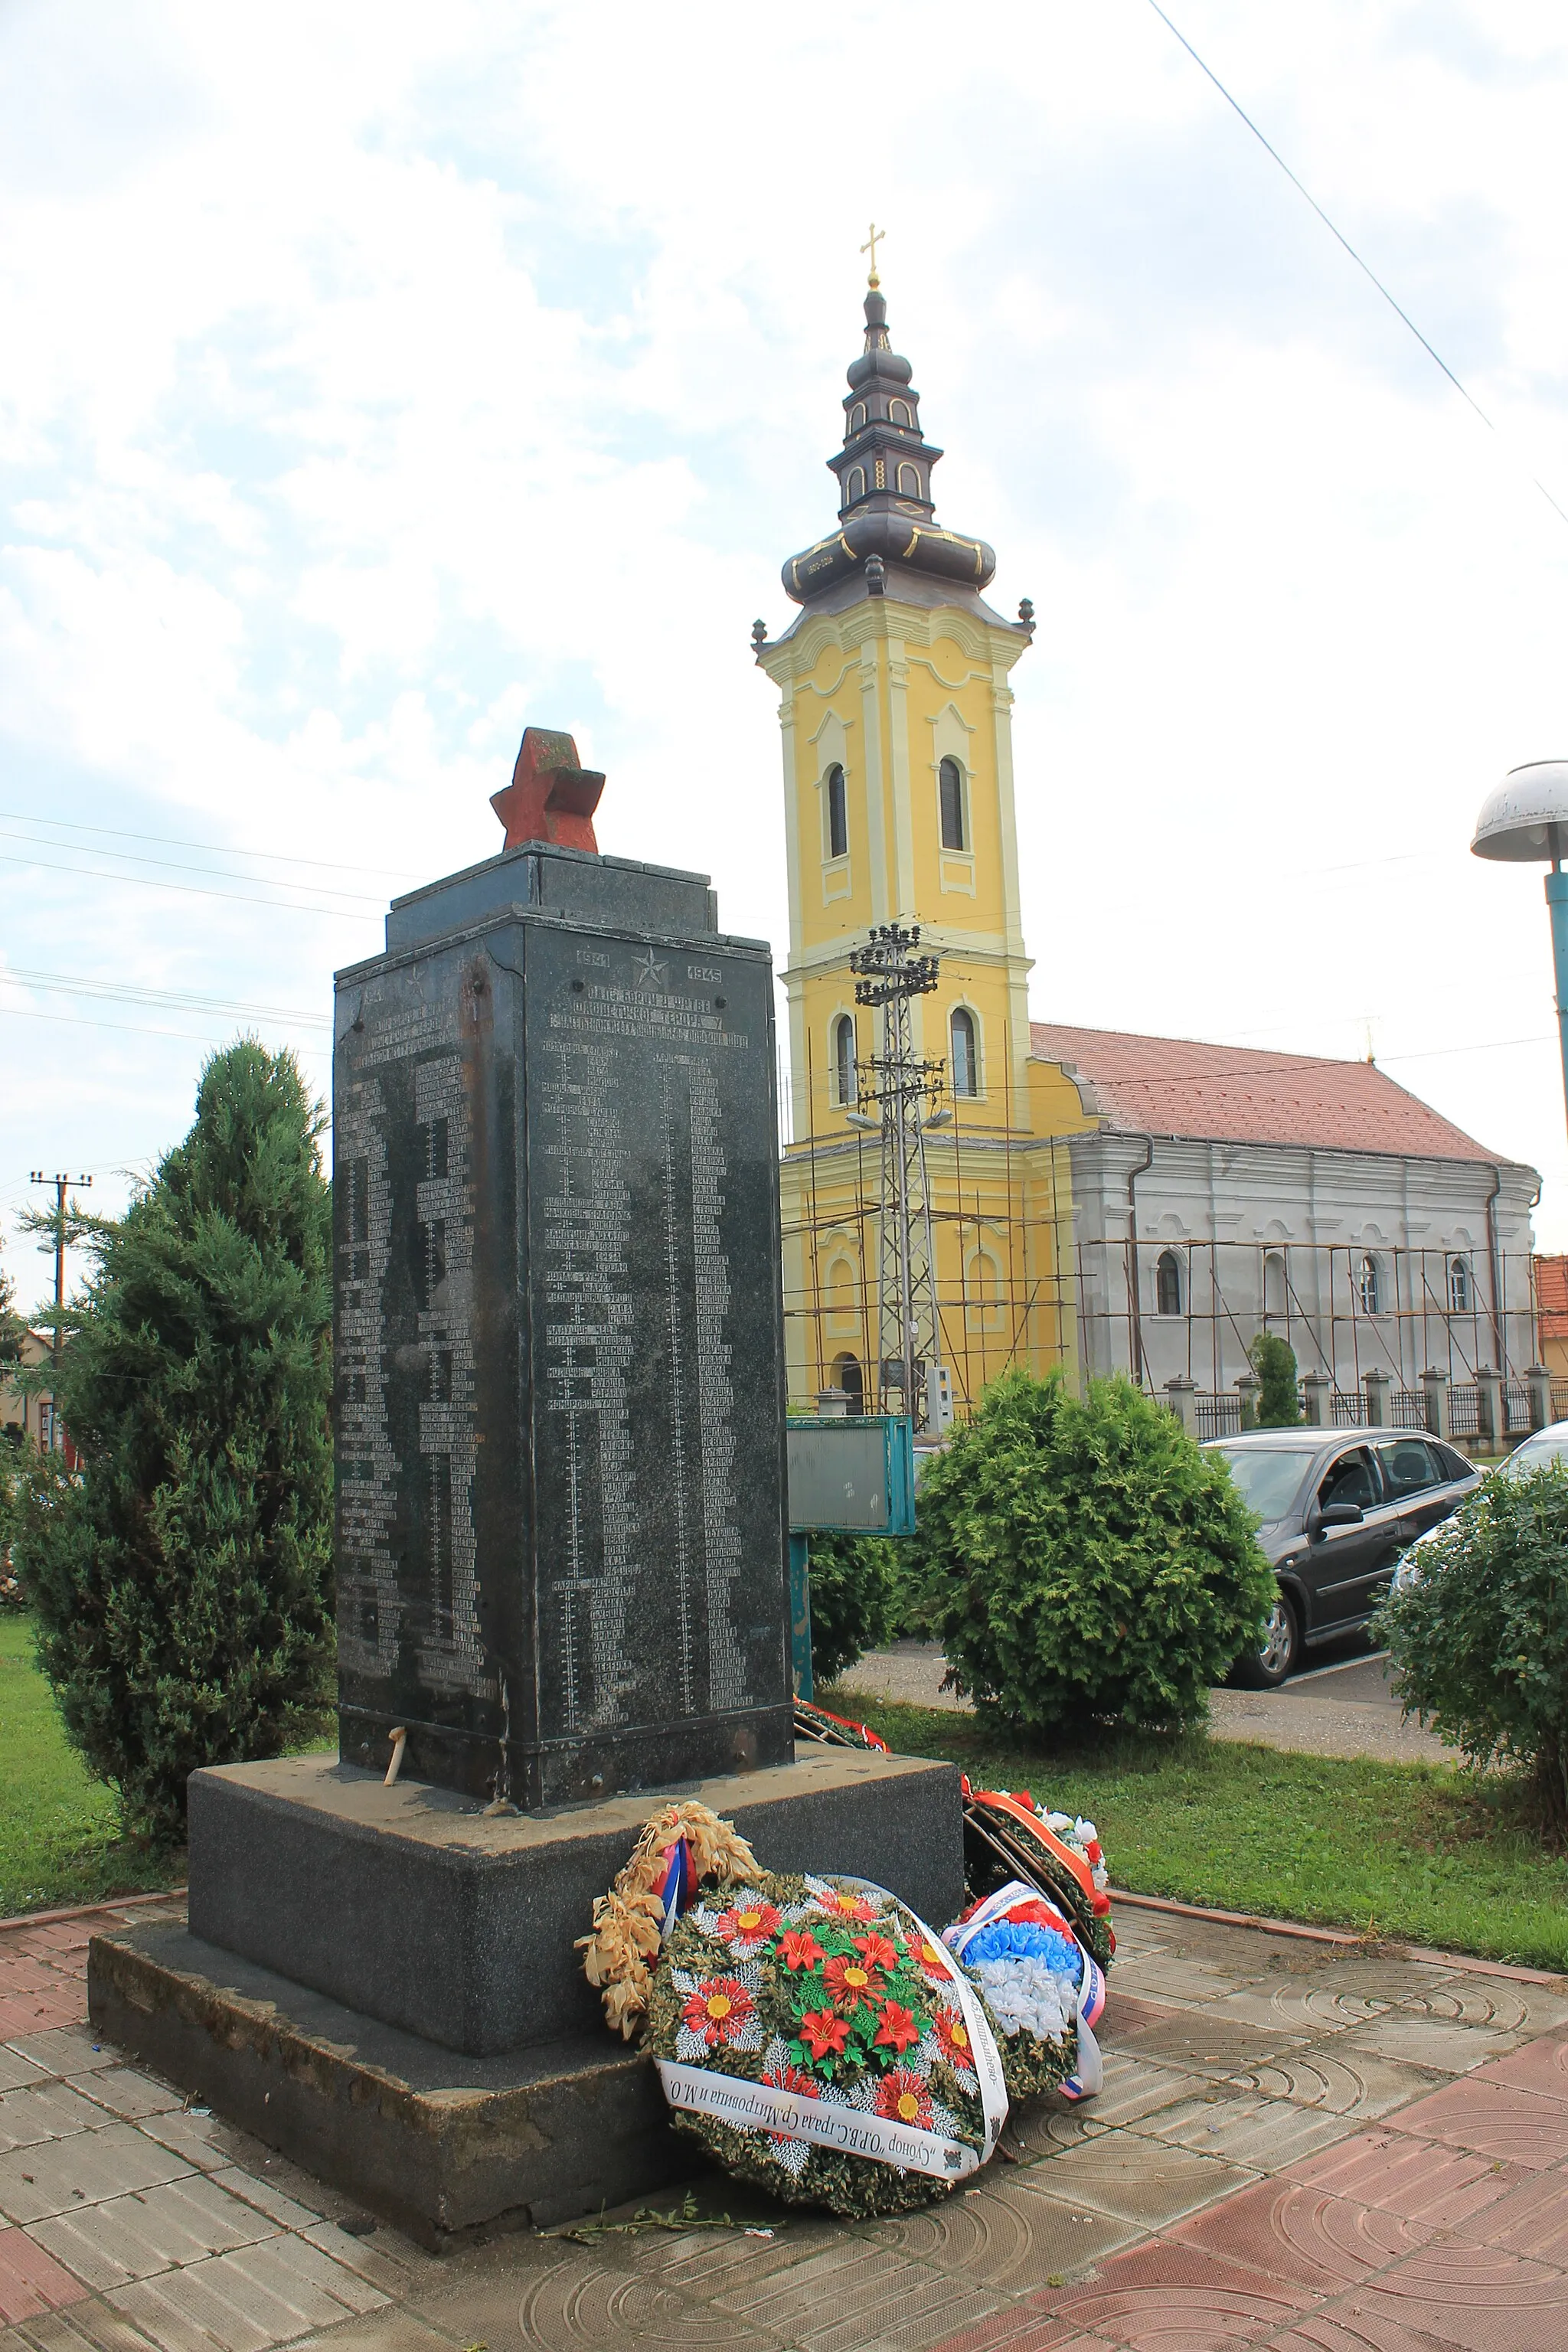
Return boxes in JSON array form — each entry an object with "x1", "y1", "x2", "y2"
[{"x1": 849, "y1": 923, "x2": 948, "y2": 1426}]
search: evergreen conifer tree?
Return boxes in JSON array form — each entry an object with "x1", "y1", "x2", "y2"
[{"x1": 15, "y1": 1042, "x2": 334, "y2": 1840}]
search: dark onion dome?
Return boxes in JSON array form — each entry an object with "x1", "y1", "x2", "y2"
[{"x1": 782, "y1": 285, "x2": 996, "y2": 606}]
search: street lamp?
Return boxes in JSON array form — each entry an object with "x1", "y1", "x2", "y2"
[{"x1": 1472, "y1": 761, "x2": 1568, "y2": 1137}]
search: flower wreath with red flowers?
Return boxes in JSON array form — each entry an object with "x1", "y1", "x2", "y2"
[{"x1": 644, "y1": 1867, "x2": 1006, "y2": 2218}]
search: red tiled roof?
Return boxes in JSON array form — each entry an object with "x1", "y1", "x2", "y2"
[
  {"x1": 1029, "y1": 1021, "x2": 1500, "y2": 1162},
  {"x1": 1537, "y1": 1254, "x2": 1568, "y2": 1341}
]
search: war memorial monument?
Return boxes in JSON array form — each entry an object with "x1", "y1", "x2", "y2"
[{"x1": 89, "y1": 731, "x2": 962, "y2": 2241}]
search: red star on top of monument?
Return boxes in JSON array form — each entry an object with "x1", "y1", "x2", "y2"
[{"x1": 490, "y1": 727, "x2": 605, "y2": 854}]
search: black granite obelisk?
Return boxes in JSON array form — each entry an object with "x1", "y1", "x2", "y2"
[{"x1": 332, "y1": 782, "x2": 793, "y2": 1808}]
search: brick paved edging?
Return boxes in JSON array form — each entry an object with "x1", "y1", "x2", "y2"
[
  {"x1": 0, "y1": 1887, "x2": 187, "y2": 1936},
  {"x1": 1113, "y1": 1885, "x2": 1568, "y2": 1986}
]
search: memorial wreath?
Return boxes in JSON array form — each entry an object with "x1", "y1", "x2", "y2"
[{"x1": 645, "y1": 1867, "x2": 1007, "y2": 2217}]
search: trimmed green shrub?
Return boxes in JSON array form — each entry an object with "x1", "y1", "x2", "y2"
[
  {"x1": 913, "y1": 1370, "x2": 1275, "y2": 1734},
  {"x1": 807, "y1": 1531, "x2": 905, "y2": 1685},
  {"x1": 1248, "y1": 1332, "x2": 1300, "y2": 1427},
  {"x1": 1374, "y1": 1464, "x2": 1568, "y2": 1832},
  {"x1": 13, "y1": 1042, "x2": 334, "y2": 1841}
]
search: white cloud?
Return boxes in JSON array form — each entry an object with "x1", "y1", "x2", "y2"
[{"x1": 5, "y1": 0, "x2": 1568, "y2": 1318}]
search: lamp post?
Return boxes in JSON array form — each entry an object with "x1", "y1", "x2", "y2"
[{"x1": 1472, "y1": 762, "x2": 1568, "y2": 1138}]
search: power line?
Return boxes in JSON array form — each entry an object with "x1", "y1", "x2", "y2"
[
  {"x1": 0, "y1": 825, "x2": 387, "y2": 905},
  {"x1": 0, "y1": 1003, "x2": 331, "y2": 1052},
  {"x1": 1145, "y1": 0, "x2": 1568, "y2": 530},
  {"x1": 0, "y1": 965, "x2": 332, "y2": 1027},
  {"x1": 0, "y1": 808, "x2": 424, "y2": 883},
  {"x1": 0, "y1": 848, "x2": 381, "y2": 921}
]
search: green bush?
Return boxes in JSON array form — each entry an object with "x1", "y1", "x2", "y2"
[
  {"x1": 1248, "y1": 1331, "x2": 1300, "y2": 1427},
  {"x1": 1374, "y1": 1464, "x2": 1568, "y2": 1832},
  {"x1": 13, "y1": 1042, "x2": 334, "y2": 1842},
  {"x1": 807, "y1": 1531, "x2": 905, "y2": 1685},
  {"x1": 913, "y1": 1370, "x2": 1275, "y2": 1734}
]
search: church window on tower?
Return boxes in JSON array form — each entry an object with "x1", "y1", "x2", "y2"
[
  {"x1": 833, "y1": 1014, "x2": 858, "y2": 1109},
  {"x1": 890, "y1": 398, "x2": 913, "y2": 428},
  {"x1": 825, "y1": 764, "x2": 848, "y2": 859},
  {"x1": 850, "y1": 403, "x2": 867, "y2": 433},
  {"x1": 845, "y1": 466, "x2": 865, "y2": 505},
  {"x1": 950, "y1": 1008, "x2": 978, "y2": 1096},
  {"x1": 897, "y1": 462, "x2": 921, "y2": 496},
  {"x1": 939, "y1": 757, "x2": 966, "y2": 851}
]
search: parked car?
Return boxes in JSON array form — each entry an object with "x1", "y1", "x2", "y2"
[
  {"x1": 1202, "y1": 1427, "x2": 1481, "y2": 1686},
  {"x1": 1390, "y1": 1417, "x2": 1568, "y2": 1595}
]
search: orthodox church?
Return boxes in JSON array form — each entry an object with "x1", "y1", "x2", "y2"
[{"x1": 753, "y1": 268, "x2": 1539, "y2": 1423}]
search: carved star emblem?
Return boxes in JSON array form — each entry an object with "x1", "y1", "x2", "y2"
[{"x1": 632, "y1": 949, "x2": 668, "y2": 988}]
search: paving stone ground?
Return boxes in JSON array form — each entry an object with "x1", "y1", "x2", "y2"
[{"x1": 2, "y1": 1893, "x2": 1566, "y2": 2351}]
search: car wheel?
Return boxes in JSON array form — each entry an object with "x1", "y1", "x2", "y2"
[{"x1": 1233, "y1": 1592, "x2": 1299, "y2": 1690}]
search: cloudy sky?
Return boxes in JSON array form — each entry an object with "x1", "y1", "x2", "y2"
[{"x1": 5, "y1": 0, "x2": 1568, "y2": 1317}]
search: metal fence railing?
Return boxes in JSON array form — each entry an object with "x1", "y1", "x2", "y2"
[
  {"x1": 1554, "y1": 1382, "x2": 1568, "y2": 1425},
  {"x1": 1449, "y1": 1387, "x2": 1481, "y2": 1439},
  {"x1": 1391, "y1": 1390, "x2": 1429, "y2": 1430},
  {"x1": 1194, "y1": 1394, "x2": 1243, "y2": 1440},
  {"x1": 1504, "y1": 1380, "x2": 1532, "y2": 1432},
  {"x1": 1331, "y1": 1392, "x2": 1367, "y2": 1428}
]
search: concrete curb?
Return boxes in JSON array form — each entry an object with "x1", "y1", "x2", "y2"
[{"x1": 1113, "y1": 1886, "x2": 1568, "y2": 1987}]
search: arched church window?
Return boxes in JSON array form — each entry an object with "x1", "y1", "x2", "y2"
[
  {"x1": 1263, "y1": 1251, "x2": 1287, "y2": 1319},
  {"x1": 845, "y1": 466, "x2": 866, "y2": 505},
  {"x1": 950, "y1": 1008, "x2": 978, "y2": 1096},
  {"x1": 833, "y1": 1014, "x2": 857, "y2": 1109},
  {"x1": 939, "y1": 756, "x2": 965, "y2": 851},
  {"x1": 850, "y1": 403, "x2": 867, "y2": 433},
  {"x1": 890, "y1": 399, "x2": 913, "y2": 428},
  {"x1": 897, "y1": 462, "x2": 922, "y2": 496},
  {"x1": 1155, "y1": 1250, "x2": 1183, "y2": 1318},
  {"x1": 825, "y1": 1255, "x2": 857, "y2": 1328},
  {"x1": 1447, "y1": 1253, "x2": 1472, "y2": 1314},
  {"x1": 1357, "y1": 1253, "x2": 1384, "y2": 1316},
  {"x1": 831, "y1": 1351, "x2": 864, "y2": 1406},
  {"x1": 965, "y1": 1247, "x2": 1003, "y2": 1328},
  {"x1": 825, "y1": 764, "x2": 848, "y2": 860}
]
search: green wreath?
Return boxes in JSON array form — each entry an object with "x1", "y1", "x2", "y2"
[{"x1": 645, "y1": 1870, "x2": 1000, "y2": 2219}]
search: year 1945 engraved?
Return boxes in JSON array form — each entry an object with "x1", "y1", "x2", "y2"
[{"x1": 687, "y1": 965, "x2": 722, "y2": 982}]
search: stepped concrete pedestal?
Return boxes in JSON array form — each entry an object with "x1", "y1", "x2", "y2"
[{"x1": 90, "y1": 1747, "x2": 963, "y2": 2243}]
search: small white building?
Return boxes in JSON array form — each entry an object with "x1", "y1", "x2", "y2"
[{"x1": 1033, "y1": 1023, "x2": 1540, "y2": 1436}]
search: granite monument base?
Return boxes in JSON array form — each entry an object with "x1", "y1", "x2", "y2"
[
  {"x1": 90, "y1": 1748, "x2": 966, "y2": 2239},
  {"x1": 185, "y1": 1748, "x2": 965, "y2": 2056},
  {"x1": 87, "y1": 1922, "x2": 685, "y2": 2249}
]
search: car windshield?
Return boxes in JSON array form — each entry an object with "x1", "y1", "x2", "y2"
[
  {"x1": 1211, "y1": 1446, "x2": 1315, "y2": 1521},
  {"x1": 1498, "y1": 1435, "x2": 1568, "y2": 1479}
]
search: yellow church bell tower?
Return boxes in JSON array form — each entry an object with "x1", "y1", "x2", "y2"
[{"x1": 754, "y1": 253, "x2": 1089, "y2": 1419}]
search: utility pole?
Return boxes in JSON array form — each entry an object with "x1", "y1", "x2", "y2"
[
  {"x1": 28, "y1": 1171, "x2": 91, "y2": 1451},
  {"x1": 848, "y1": 923, "x2": 947, "y2": 1427}
]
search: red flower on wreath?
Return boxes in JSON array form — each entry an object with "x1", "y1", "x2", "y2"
[
  {"x1": 797, "y1": 2007, "x2": 851, "y2": 2061},
  {"x1": 778, "y1": 1929, "x2": 825, "y2": 1972},
  {"x1": 876, "y1": 2069, "x2": 935, "y2": 2130},
  {"x1": 715, "y1": 1900, "x2": 782, "y2": 1952},
  {"x1": 817, "y1": 1886, "x2": 878, "y2": 1924},
  {"x1": 760, "y1": 2058, "x2": 818, "y2": 2143},
  {"x1": 853, "y1": 1930, "x2": 899, "y2": 1974},
  {"x1": 916, "y1": 1937, "x2": 955, "y2": 1983},
  {"x1": 822, "y1": 1954, "x2": 885, "y2": 2014},
  {"x1": 873, "y1": 2000, "x2": 920, "y2": 2056},
  {"x1": 933, "y1": 2007, "x2": 974, "y2": 2073},
  {"x1": 681, "y1": 1976, "x2": 756, "y2": 2048}
]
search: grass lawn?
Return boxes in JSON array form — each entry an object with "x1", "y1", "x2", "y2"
[
  {"x1": 828, "y1": 1690, "x2": 1568, "y2": 1975},
  {"x1": 0, "y1": 1614, "x2": 183, "y2": 1917}
]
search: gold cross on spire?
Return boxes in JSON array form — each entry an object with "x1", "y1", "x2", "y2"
[{"x1": 861, "y1": 221, "x2": 884, "y2": 288}]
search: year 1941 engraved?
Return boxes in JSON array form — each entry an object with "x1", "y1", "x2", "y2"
[{"x1": 577, "y1": 949, "x2": 609, "y2": 968}]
